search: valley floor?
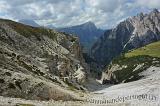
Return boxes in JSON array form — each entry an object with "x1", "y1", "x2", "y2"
[{"x1": 0, "y1": 66, "x2": 160, "y2": 106}]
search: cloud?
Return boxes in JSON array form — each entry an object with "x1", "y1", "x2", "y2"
[
  {"x1": 135, "y1": 0, "x2": 160, "y2": 9},
  {"x1": 0, "y1": 0, "x2": 160, "y2": 29},
  {"x1": 0, "y1": 1, "x2": 12, "y2": 19}
]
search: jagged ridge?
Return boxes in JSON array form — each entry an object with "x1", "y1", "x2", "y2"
[{"x1": 91, "y1": 9, "x2": 160, "y2": 67}]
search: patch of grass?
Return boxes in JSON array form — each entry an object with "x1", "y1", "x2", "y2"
[
  {"x1": 17, "y1": 56, "x2": 45, "y2": 76},
  {"x1": 109, "y1": 41, "x2": 160, "y2": 83},
  {"x1": 18, "y1": 60, "x2": 33, "y2": 72},
  {"x1": 4, "y1": 72, "x2": 12, "y2": 76},
  {"x1": 1, "y1": 19, "x2": 57, "y2": 41},
  {"x1": 15, "y1": 80, "x2": 22, "y2": 90},
  {"x1": 110, "y1": 55, "x2": 160, "y2": 83},
  {"x1": 64, "y1": 79, "x2": 79, "y2": 90},
  {"x1": 15, "y1": 103, "x2": 35, "y2": 106},
  {"x1": 0, "y1": 79, "x2": 5, "y2": 83},
  {"x1": 8, "y1": 83, "x2": 16, "y2": 89},
  {"x1": 125, "y1": 41, "x2": 160, "y2": 58}
]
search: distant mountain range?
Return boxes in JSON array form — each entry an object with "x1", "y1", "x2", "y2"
[
  {"x1": 58, "y1": 21, "x2": 104, "y2": 52},
  {"x1": 18, "y1": 19, "x2": 40, "y2": 27},
  {"x1": 17, "y1": 20, "x2": 104, "y2": 52}
]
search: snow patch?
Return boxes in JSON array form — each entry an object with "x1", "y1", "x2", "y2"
[{"x1": 133, "y1": 63, "x2": 144, "y2": 72}]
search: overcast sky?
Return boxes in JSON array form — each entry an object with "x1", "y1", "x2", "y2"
[{"x1": 0, "y1": 0, "x2": 160, "y2": 29}]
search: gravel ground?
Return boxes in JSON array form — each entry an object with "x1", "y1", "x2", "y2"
[{"x1": 0, "y1": 67, "x2": 160, "y2": 106}]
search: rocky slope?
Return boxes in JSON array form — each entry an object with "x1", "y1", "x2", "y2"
[
  {"x1": 101, "y1": 41, "x2": 160, "y2": 84},
  {"x1": 1, "y1": 64, "x2": 160, "y2": 106},
  {"x1": 0, "y1": 19, "x2": 89, "y2": 101},
  {"x1": 91, "y1": 9, "x2": 160, "y2": 66},
  {"x1": 58, "y1": 21, "x2": 104, "y2": 52}
]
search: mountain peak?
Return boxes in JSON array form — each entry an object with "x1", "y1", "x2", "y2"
[
  {"x1": 151, "y1": 8, "x2": 159, "y2": 14},
  {"x1": 85, "y1": 21, "x2": 94, "y2": 25},
  {"x1": 81, "y1": 21, "x2": 97, "y2": 29},
  {"x1": 83, "y1": 21, "x2": 95, "y2": 25},
  {"x1": 91, "y1": 9, "x2": 160, "y2": 66},
  {"x1": 58, "y1": 21, "x2": 104, "y2": 52},
  {"x1": 136, "y1": 12, "x2": 145, "y2": 19},
  {"x1": 149, "y1": 9, "x2": 160, "y2": 18}
]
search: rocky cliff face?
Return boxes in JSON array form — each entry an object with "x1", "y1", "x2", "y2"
[
  {"x1": 91, "y1": 9, "x2": 160, "y2": 66},
  {"x1": 0, "y1": 19, "x2": 88, "y2": 100}
]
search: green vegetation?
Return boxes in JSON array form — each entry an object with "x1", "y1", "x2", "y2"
[
  {"x1": 1, "y1": 19, "x2": 57, "y2": 41},
  {"x1": 8, "y1": 83, "x2": 16, "y2": 89},
  {"x1": 15, "y1": 103, "x2": 35, "y2": 106},
  {"x1": 108, "y1": 41, "x2": 160, "y2": 83},
  {"x1": 0, "y1": 79, "x2": 5, "y2": 83},
  {"x1": 125, "y1": 41, "x2": 160, "y2": 58},
  {"x1": 64, "y1": 79, "x2": 79, "y2": 91},
  {"x1": 112, "y1": 55, "x2": 160, "y2": 83}
]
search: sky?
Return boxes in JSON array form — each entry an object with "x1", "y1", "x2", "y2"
[{"x1": 0, "y1": 0, "x2": 160, "y2": 29}]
